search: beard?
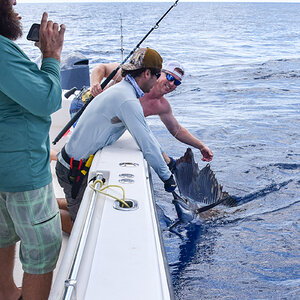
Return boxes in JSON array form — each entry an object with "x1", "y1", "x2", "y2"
[{"x1": 0, "y1": 0, "x2": 23, "y2": 40}]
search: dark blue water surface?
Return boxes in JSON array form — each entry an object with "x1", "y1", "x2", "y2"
[{"x1": 16, "y1": 2, "x2": 300, "y2": 299}]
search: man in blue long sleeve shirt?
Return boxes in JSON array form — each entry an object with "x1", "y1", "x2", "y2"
[
  {"x1": 56, "y1": 47, "x2": 177, "y2": 227},
  {"x1": 0, "y1": 1, "x2": 65, "y2": 299}
]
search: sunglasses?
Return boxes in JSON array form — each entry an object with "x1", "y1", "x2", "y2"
[
  {"x1": 153, "y1": 72, "x2": 161, "y2": 79},
  {"x1": 151, "y1": 71, "x2": 161, "y2": 80},
  {"x1": 164, "y1": 72, "x2": 181, "y2": 86}
]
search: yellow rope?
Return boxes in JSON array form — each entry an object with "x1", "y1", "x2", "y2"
[{"x1": 89, "y1": 179, "x2": 130, "y2": 208}]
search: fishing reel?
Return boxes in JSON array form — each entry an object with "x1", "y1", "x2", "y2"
[{"x1": 68, "y1": 86, "x2": 92, "y2": 119}]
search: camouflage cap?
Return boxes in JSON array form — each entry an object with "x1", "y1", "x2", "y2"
[{"x1": 122, "y1": 47, "x2": 162, "y2": 71}]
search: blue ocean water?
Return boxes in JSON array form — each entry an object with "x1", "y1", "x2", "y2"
[{"x1": 16, "y1": 2, "x2": 300, "y2": 299}]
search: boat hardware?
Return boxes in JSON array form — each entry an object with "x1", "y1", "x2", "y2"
[
  {"x1": 113, "y1": 198, "x2": 139, "y2": 211},
  {"x1": 119, "y1": 173, "x2": 135, "y2": 178},
  {"x1": 119, "y1": 178, "x2": 135, "y2": 184},
  {"x1": 52, "y1": 0, "x2": 180, "y2": 145},
  {"x1": 119, "y1": 162, "x2": 139, "y2": 167},
  {"x1": 89, "y1": 176, "x2": 130, "y2": 208},
  {"x1": 64, "y1": 279, "x2": 77, "y2": 288}
]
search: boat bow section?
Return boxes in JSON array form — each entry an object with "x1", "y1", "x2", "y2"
[{"x1": 49, "y1": 131, "x2": 173, "y2": 300}]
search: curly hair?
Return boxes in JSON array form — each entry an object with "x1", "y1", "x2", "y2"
[{"x1": 0, "y1": 0, "x2": 22, "y2": 40}]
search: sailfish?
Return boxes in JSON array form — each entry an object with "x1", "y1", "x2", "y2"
[{"x1": 171, "y1": 148, "x2": 237, "y2": 225}]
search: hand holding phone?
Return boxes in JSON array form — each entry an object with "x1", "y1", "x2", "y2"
[
  {"x1": 26, "y1": 13, "x2": 65, "y2": 61},
  {"x1": 26, "y1": 23, "x2": 40, "y2": 42}
]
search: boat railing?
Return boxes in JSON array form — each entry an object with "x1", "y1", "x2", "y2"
[{"x1": 62, "y1": 172, "x2": 104, "y2": 300}]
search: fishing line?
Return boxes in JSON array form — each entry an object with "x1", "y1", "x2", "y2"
[{"x1": 53, "y1": 0, "x2": 180, "y2": 145}]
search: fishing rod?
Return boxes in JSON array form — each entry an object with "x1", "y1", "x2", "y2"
[
  {"x1": 53, "y1": 0, "x2": 179, "y2": 145},
  {"x1": 120, "y1": 13, "x2": 124, "y2": 61}
]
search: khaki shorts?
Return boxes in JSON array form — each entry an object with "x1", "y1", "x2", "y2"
[{"x1": 0, "y1": 183, "x2": 62, "y2": 274}]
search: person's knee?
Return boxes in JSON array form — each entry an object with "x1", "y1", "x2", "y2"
[{"x1": 57, "y1": 197, "x2": 67, "y2": 210}]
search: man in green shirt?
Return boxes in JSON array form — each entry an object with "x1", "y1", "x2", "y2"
[{"x1": 0, "y1": 1, "x2": 65, "y2": 299}]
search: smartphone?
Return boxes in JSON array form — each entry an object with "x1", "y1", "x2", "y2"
[{"x1": 26, "y1": 23, "x2": 40, "y2": 42}]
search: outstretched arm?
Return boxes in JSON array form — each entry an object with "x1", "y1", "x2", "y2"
[
  {"x1": 118, "y1": 100, "x2": 172, "y2": 182},
  {"x1": 90, "y1": 62, "x2": 121, "y2": 97},
  {"x1": 160, "y1": 109, "x2": 214, "y2": 162}
]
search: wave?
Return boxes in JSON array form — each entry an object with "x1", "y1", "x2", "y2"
[{"x1": 270, "y1": 163, "x2": 300, "y2": 170}]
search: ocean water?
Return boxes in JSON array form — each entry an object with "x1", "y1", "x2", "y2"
[{"x1": 16, "y1": 2, "x2": 300, "y2": 299}]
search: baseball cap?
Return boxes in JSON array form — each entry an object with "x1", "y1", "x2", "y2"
[
  {"x1": 122, "y1": 48, "x2": 162, "y2": 71},
  {"x1": 162, "y1": 61, "x2": 184, "y2": 80}
]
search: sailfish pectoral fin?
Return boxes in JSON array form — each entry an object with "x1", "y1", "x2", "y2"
[{"x1": 194, "y1": 195, "x2": 236, "y2": 214}]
